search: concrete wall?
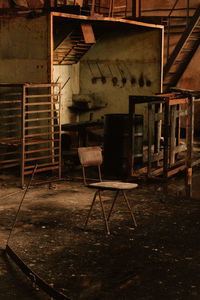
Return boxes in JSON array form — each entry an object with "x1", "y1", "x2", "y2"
[
  {"x1": 53, "y1": 64, "x2": 80, "y2": 125},
  {"x1": 78, "y1": 28, "x2": 162, "y2": 129},
  {"x1": 0, "y1": 15, "x2": 49, "y2": 83}
]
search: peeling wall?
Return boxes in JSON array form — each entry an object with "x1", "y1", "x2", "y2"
[
  {"x1": 78, "y1": 28, "x2": 162, "y2": 131},
  {"x1": 0, "y1": 15, "x2": 49, "y2": 83},
  {"x1": 53, "y1": 64, "x2": 80, "y2": 124}
]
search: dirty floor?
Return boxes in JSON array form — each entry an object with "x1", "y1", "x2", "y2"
[{"x1": 0, "y1": 168, "x2": 199, "y2": 300}]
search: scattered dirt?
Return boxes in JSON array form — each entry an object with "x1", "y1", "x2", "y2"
[{"x1": 0, "y1": 169, "x2": 199, "y2": 299}]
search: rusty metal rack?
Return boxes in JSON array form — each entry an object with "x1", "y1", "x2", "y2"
[
  {"x1": 128, "y1": 93, "x2": 200, "y2": 197},
  {"x1": 0, "y1": 83, "x2": 61, "y2": 187}
]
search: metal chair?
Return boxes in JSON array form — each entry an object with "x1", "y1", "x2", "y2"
[{"x1": 78, "y1": 146, "x2": 138, "y2": 234}]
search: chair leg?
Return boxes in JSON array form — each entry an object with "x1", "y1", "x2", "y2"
[
  {"x1": 82, "y1": 166, "x2": 87, "y2": 185},
  {"x1": 98, "y1": 190, "x2": 110, "y2": 235},
  {"x1": 84, "y1": 190, "x2": 98, "y2": 230},
  {"x1": 122, "y1": 190, "x2": 137, "y2": 227},
  {"x1": 98, "y1": 165, "x2": 102, "y2": 182},
  {"x1": 107, "y1": 190, "x2": 119, "y2": 221}
]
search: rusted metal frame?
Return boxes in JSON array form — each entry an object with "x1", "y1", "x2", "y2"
[
  {"x1": 0, "y1": 129, "x2": 18, "y2": 134},
  {"x1": 0, "y1": 158, "x2": 20, "y2": 164},
  {"x1": 129, "y1": 96, "x2": 165, "y2": 177},
  {"x1": 169, "y1": 105, "x2": 176, "y2": 166},
  {"x1": 25, "y1": 116, "x2": 59, "y2": 122},
  {"x1": 57, "y1": 84, "x2": 62, "y2": 180},
  {"x1": 24, "y1": 131, "x2": 60, "y2": 138},
  {"x1": 25, "y1": 146, "x2": 60, "y2": 155},
  {"x1": 0, "y1": 163, "x2": 20, "y2": 169},
  {"x1": 25, "y1": 94, "x2": 59, "y2": 99},
  {"x1": 154, "y1": 104, "x2": 162, "y2": 155},
  {"x1": 24, "y1": 165, "x2": 60, "y2": 175},
  {"x1": 24, "y1": 161, "x2": 60, "y2": 170},
  {"x1": 147, "y1": 103, "x2": 153, "y2": 177},
  {"x1": 169, "y1": 98, "x2": 188, "y2": 106},
  {"x1": 132, "y1": 0, "x2": 141, "y2": 18},
  {"x1": 25, "y1": 138, "x2": 60, "y2": 146},
  {"x1": 24, "y1": 154, "x2": 60, "y2": 162},
  {"x1": 25, "y1": 102, "x2": 56, "y2": 106},
  {"x1": 0, "y1": 151, "x2": 20, "y2": 156},
  {"x1": 25, "y1": 109, "x2": 59, "y2": 114},
  {"x1": 25, "y1": 124, "x2": 59, "y2": 130},
  {"x1": 163, "y1": 98, "x2": 170, "y2": 180},
  {"x1": 1, "y1": 121, "x2": 18, "y2": 126},
  {"x1": 24, "y1": 83, "x2": 60, "y2": 88},
  {"x1": 0, "y1": 107, "x2": 20, "y2": 112},
  {"x1": 1, "y1": 114, "x2": 21, "y2": 119},
  {"x1": 0, "y1": 100, "x2": 21, "y2": 104},
  {"x1": 128, "y1": 96, "x2": 135, "y2": 177},
  {"x1": 21, "y1": 85, "x2": 26, "y2": 188}
]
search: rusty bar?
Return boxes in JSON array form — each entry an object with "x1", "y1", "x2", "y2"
[
  {"x1": 25, "y1": 109, "x2": 59, "y2": 114},
  {"x1": 25, "y1": 116, "x2": 59, "y2": 122},
  {"x1": 25, "y1": 147, "x2": 59, "y2": 154},
  {"x1": 25, "y1": 138, "x2": 60, "y2": 146},
  {"x1": 148, "y1": 103, "x2": 153, "y2": 177},
  {"x1": 21, "y1": 85, "x2": 26, "y2": 188},
  {"x1": 25, "y1": 125, "x2": 59, "y2": 130},
  {"x1": 24, "y1": 132, "x2": 60, "y2": 138},
  {"x1": 25, "y1": 102, "x2": 57, "y2": 106},
  {"x1": 24, "y1": 154, "x2": 59, "y2": 162},
  {"x1": 58, "y1": 85, "x2": 62, "y2": 180},
  {"x1": 0, "y1": 163, "x2": 20, "y2": 169},
  {"x1": 128, "y1": 96, "x2": 135, "y2": 177},
  {"x1": 25, "y1": 94, "x2": 59, "y2": 98},
  {"x1": 170, "y1": 105, "x2": 176, "y2": 166},
  {"x1": 169, "y1": 98, "x2": 188, "y2": 106},
  {"x1": 185, "y1": 96, "x2": 193, "y2": 199},
  {"x1": 24, "y1": 162, "x2": 59, "y2": 170},
  {"x1": 24, "y1": 165, "x2": 59, "y2": 175}
]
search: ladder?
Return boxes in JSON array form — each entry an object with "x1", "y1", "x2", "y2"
[{"x1": 164, "y1": 5, "x2": 200, "y2": 91}]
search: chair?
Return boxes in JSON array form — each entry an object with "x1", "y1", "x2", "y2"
[{"x1": 78, "y1": 146, "x2": 138, "y2": 235}]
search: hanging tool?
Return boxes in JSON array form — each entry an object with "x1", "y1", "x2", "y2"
[
  {"x1": 96, "y1": 63, "x2": 106, "y2": 84},
  {"x1": 116, "y1": 63, "x2": 127, "y2": 86},
  {"x1": 123, "y1": 62, "x2": 136, "y2": 86},
  {"x1": 107, "y1": 64, "x2": 118, "y2": 86}
]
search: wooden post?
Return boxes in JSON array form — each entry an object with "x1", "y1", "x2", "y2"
[
  {"x1": 132, "y1": 0, "x2": 141, "y2": 18},
  {"x1": 185, "y1": 96, "x2": 193, "y2": 199},
  {"x1": 128, "y1": 96, "x2": 135, "y2": 177},
  {"x1": 21, "y1": 85, "x2": 26, "y2": 188},
  {"x1": 170, "y1": 105, "x2": 176, "y2": 166},
  {"x1": 163, "y1": 98, "x2": 169, "y2": 198},
  {"x1": 148, "y1": 103, "x2": 152, "y2": 177}
]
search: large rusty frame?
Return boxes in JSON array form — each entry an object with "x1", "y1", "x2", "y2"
[{"x1": 129, "y1": 93, "x2": 199, "y2": 198}]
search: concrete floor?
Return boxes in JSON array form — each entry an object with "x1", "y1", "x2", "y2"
[{"x1": 0, "y1": 168, "x2": 199, "y2": 299}]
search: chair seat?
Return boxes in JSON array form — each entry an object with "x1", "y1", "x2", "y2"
[{"x1": 88, "y1": 181, "x2": 138, "y2": 190}]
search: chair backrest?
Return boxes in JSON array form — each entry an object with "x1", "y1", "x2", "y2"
[
  {"x1": 78, "y1": 146, "x2": 103, "y2": 184},
  {"x1": 78, "y1": 147, "x2": 103, "y2": 167}
]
